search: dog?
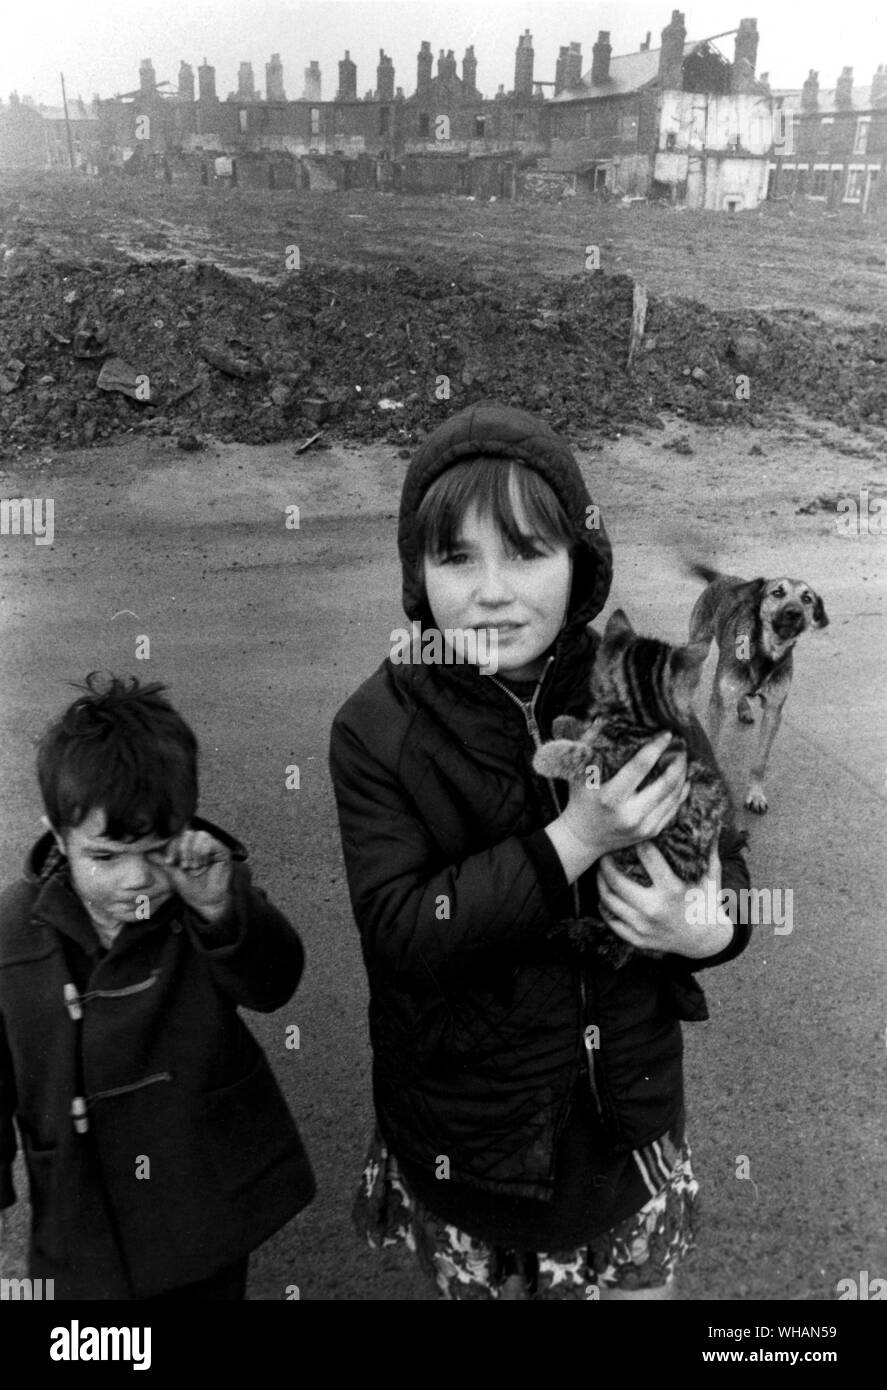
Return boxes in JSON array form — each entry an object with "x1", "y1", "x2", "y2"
[{"x1": 688, "y1": 564, "x2": 828, "y2": 813}]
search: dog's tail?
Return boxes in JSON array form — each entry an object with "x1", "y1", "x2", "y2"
[{"x1": 687, "y1": 561, "x2": 721, "y2": 587}]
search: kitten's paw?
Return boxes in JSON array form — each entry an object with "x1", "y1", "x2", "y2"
[{"x1": 533, "y1": 739, "x2": 594, "y2": 783}]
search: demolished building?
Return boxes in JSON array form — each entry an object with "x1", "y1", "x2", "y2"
[{"x1": 1, "y1": 11, "x2": 885, "y2": 213}]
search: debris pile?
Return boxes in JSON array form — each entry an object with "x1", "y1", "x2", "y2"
[{"x1": 2, "y1": 237, "x2": 887, "y2": 456}]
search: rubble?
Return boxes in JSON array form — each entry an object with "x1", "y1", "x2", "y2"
[
  {"x1": 0, "y1": 358, "x2": 25, "y2": 394},
  {"x1": 97, "y1": 356, "x2": 151, "y2": 400},
  {"x1": 1, "y1": 225, "x2": 887, "y2": 456}
]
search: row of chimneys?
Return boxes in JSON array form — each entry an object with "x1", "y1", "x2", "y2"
[
  {"x1": 145, "y1": 46, "x2": 470, "y2": 105},
  {"x1": 801, "y1": 65, "x2": 887, "y2": 110},
  {"x1": 544, "y1": 13, "x2": 760, "y2": 96},
  {"x1": 139, "y1": 20, "x2": 744, "y2": 108},
  {"x1": 137, "y1": 21, "x2": 887, "y2": 111}
]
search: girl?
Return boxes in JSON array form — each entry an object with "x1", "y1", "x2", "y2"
[{"x1": 329, "y1": 401, "x2": 751, "y2": 1300}]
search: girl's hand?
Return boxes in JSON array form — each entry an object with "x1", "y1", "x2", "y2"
[
  {"x1": 596, "y1": 839, "x2": 733, "y2": 959},
  {"x1": 154, "y1": 828, "x2": 233, "y2": 924},
  {"x1": 562, "y1": 733, "x2": 689, "y2": 860}
]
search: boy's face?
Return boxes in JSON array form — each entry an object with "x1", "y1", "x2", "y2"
[
  {"x1": 52, "y1": 808, "x2": 178, "y2": 932},
  {"x1": 423, "y1": 500, "x2": 572, "y2": 681}
]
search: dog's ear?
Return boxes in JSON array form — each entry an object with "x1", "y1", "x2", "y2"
[
  {"x1": 811, "y1": 592, "x2": 829, "y2": 629},
  {"x1": 723, "y1": 578, "x2": 767, "y2": 634},
  {"x1": 602, "y1": 608, "x2": 635, "y2": 645},
  {"x1": 747, "y1": 577, "x2": 768, "y2": 606}
]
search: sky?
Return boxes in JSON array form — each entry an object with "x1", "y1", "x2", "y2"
[{"x1": 2, "y1": 0, "x2": 884, "y2": 107}]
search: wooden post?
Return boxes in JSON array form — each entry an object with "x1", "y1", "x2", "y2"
[
  {"x1": 60, "y1": 72, "x2": 76, "y2": 169},
  {"x1": 627, "y1": 281, "x2": 648, "y2": 369}
]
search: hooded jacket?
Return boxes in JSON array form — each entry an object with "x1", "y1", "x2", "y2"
[
  {"x1": 329, "y1": 401, "x2": 751, "y2": 1204},
  {"x1": 0, "y1": 816, "x2": 315, "y2": 1299}
]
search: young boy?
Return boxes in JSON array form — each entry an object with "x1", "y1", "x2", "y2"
[{"x1": 0, "y1": 673, "x2": 315, "y2": 1300}]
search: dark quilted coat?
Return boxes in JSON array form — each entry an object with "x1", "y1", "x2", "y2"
[{"x1": 329, "y1": 401, "x2": 751, "y2": 1202}]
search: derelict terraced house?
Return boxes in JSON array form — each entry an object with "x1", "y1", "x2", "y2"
[
  {"x1": 542, "y1": 12, "x2": 775, "y2": 210},
  {"x1": 767, "y1": 67, "x2": 886, "y2": 214},
  {"x1": 7, "y1": 8, "x2": 884, "y2": 213}
]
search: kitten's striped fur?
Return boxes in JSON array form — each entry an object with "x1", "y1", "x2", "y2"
[{"x1": 533, "y1": 608, "x2": 730, "y2": 967}]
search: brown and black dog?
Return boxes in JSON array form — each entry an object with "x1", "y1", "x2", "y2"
[{"x1": 688, "y1": 564, "x2": 829, "y2": 814}]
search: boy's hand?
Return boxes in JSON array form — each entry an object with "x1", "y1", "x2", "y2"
[
  {"x1": 156, "y1": 827, "x2": 233, "y2": 924},
  {"x1": 597, "y1": 839, "x2": 733, "y2": 959}
]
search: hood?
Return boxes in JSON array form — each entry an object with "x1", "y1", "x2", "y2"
[{"x1": 398, "y1": 401, "x2": 612, "y2": 635}]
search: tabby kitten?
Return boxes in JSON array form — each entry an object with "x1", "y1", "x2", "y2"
[{"x1": 533, "y1": 607, "x2": 730, "y2": 967}]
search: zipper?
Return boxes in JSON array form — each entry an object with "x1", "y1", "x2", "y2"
[
  {"x1": 490, "y1": 659, "x2": 600, "y2": 1115},
  {"x1": 579, "y1": 972, "x2": 603, "y2": 1117},
  {"x1": 488, "y1": 658, "x2": 584, "y2": 920},
  {"x1": 487, "y1": 656, "x2": 560, "y2": 812}
]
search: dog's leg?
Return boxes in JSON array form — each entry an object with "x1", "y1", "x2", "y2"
[
  {"x1": 709, "y1": 666, "x2": 746, "y2": 752},
  {"x1": 737, "y1": 692, "x2": 761, "y2": 724},
  {"x1": 745, "y1": 658, "x2": 793, "y2": 813},
  {"x1": 746, "y1": 699, "x2": 783, "y2": 813},
  {"x1": 708, "y1": 683, "x2": 727, "y2": 751}
]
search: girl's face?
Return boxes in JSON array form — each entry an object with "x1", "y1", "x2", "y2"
[{"x1": 423, "y1": 500, "x2": 572, "y2": 681}]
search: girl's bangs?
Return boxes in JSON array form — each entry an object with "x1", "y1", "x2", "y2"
[{"x1": 417, "y1": 459, "x2": 574, "y2": 557}]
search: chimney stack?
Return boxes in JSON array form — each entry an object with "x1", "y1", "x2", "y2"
[
  {"x1": 417, "y1": 40, "x2": 432, "y2": 98},
  {"x1": 303, "y1": 61, "x2": 321, "y2": 101},
  {"x1": 563, "y1": 42, "x2": 583, "y2": 90},
  {"x1": 800, "y1": 70, "x2": 819, "y2": 113},
  {"x1": 377, "y1": 49, "x2": 394, "y2": 101},
  {"x1": 178, "y1": 61, "x2": 195, "y2": 102},
  {"x1": 139, "y1": 59, "x2": 156, "y2": 99},
  {"x1": 437, "y1": 49, "x2": 458, "y2": 84},
  {"x1": 641, "y1": 31, "x2": 652, "y2": 52},
  {"x1": 514, "y1": 30, "x2": 534, "y2": 98},
  {"x1": 592, "y1": 31, "x2": 612, "y2": 86},
  {"x1": 338, "y1": 50, "x2": 357, "y2": 100},
  {"x1": 835, "y1": 65, "x2": 854, "y2": 109},
  {"x1": 872, "y1": 64, "x2": 887, "y2": 107},
  {"x1": 555, "y1": 46, "x2": 567, "y2": 96},
  {"x1": 266, "y1": 53, "x2": 285, "y2": 101},
  {"x1": 198, "y1": 58, "x2": 217, "y2": 103},
  {"x1": 731, "y1": 17, "x2": 759, "y2": 94},
  {"x1": 463, "y1": 45, "x2": 477, "y2": 96},
  {"x1": 659, "y1": 10, "x2": 687, "y2": 90},
  {"x1": 237, "y1": 62, "x2": 255, "y2": 101}
]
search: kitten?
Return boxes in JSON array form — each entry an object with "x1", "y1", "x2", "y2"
[{"x1": 533, "y1": 608, "x2": 730, "y2": 967}]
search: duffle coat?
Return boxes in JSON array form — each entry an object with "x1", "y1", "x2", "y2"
[{"x1": 0, "y1": 816, "x2": 315, "y2": 1298}]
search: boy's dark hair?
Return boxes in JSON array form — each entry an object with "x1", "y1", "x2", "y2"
[
  {"x1": 37, "y1": 673, "x2": 198, "y2": 841},
  {"x1": 415, "y1": 458, "x2": 574, "y2": 563}
]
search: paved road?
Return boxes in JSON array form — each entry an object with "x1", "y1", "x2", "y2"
[{"x1": 0, "y1": 421, "x2": 884, "y2": 1300}]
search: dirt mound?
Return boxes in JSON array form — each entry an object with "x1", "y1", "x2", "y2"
[{"x1": 2, "y1": 242, "x2": 887, "y2": 456}]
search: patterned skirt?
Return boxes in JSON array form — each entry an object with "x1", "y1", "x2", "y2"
[{"x1": 353, "y1": 1125, "x2": 700, "y2": 1300}]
